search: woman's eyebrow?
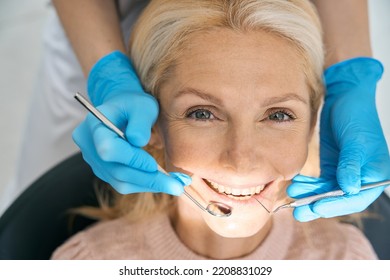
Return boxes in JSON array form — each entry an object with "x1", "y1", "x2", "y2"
[
  {"x1": 174, "y1": 88, "x2": 307, "y2": 107},
  {"x1": 174, "y1": 88, "x2": 223, "y2": 106},
  {"x1": 261, "y1": 93, "x2": 308, "y2": 107}
]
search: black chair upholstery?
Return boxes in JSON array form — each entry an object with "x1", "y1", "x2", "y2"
[
  {"x1": 0, "y1": 152, "x2": 99, "y2": 260},
  {"x1": 0, "y1": 151, "x2": 389, "y2": 259},
  {"x1": 361, "y1": 192, "x2": 390, "y2": 260}
]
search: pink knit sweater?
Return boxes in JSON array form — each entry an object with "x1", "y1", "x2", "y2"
[{"x1": 51, "y1": 210, "x2": 377, "y2": 260}]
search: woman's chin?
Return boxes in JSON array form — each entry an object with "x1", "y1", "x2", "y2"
[{"x1": 202, "y1": 209, "x2": 271, "y2": 238}]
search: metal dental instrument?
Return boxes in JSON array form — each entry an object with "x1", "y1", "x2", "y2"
[
  {"x1": 254, "y1": 197, "x2": 270, "y2": 214},
  {"x1": 272, "y1": 179, "x2": 390, "y2": 213},
  {"x1": 74, "y1": 92, "x2": 232, "y2": 217}
]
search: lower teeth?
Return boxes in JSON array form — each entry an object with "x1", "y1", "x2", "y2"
[{"x1": 227, "y1": 193, "x2": 252, "y2": 198}]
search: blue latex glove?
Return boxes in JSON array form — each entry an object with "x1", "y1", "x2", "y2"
[
  {"x1": 287, "y1": 57, "x2": 390, "y2": 222},
  {"x1": 73, "y1": 51, "x2": 191, "y2": 195}
]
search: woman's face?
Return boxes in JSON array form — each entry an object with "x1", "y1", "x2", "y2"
[{"x1": 153, "y1": 29, "x2": 313, "y2": 238}]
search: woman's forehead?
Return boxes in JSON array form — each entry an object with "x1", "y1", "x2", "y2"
[{"x1": 160, "y1": 28, "x2": 309, "y2": 103}]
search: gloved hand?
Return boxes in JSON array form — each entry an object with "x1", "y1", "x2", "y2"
[
  {"x1": 73, "y1": 51, "x2": 191, "y2": 195},
  {"x1": 287, "y1": 57, "x2": 390, "y2": 222}
]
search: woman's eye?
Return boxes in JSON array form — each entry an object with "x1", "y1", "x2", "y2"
[
  {"x1": 187, "y1": 109, "x2": 215, "y2": 120},
  {"x1": 268, "y1": 111, "x2": 295, "y2": 122}
]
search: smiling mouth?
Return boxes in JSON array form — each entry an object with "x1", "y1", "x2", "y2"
[{"x1": 204, "y1": 179, "x2": 266, "y2": 200}]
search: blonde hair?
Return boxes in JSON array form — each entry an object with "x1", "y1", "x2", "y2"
[
  {"x1": 85, "y1": 0, "x2": 325, "y2": 222},
  {"x1": 131, "y1": 0, "x2": 324, "y2": 115}
]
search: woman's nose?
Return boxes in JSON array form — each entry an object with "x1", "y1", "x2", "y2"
[{"x1": 219, "y1": 125, "x2": 271, "y2": 175}]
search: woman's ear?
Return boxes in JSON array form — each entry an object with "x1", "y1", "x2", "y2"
[
  {"x1": 308, "y1": 118, "x2": 317, "y2": 140},
  {"x1": 300, "y1": 109, "x2": 321, "y2": 177},
  {"x1": 148, "y1": 124, "x2": 164, "y2": 150},
  {"x1": 308, "y1": 106, "x2": 321, "y2": 140},
  {"x1": 301, "y1": 113, "x2": 320, "y2": 177},
  {"x1": 145, "y1": 124, "x2": 166, "y2": 169}
]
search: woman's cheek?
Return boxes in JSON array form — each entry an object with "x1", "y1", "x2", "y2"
[
  {"x1": 263, "y1": 130, "x2": 310, "y2": 179},
  {"x1": 280, "y1": 138, "x2": 310, "y2": 178},
  {"x1": 162, "y1": 128, "x2": 217, "y2": 171}
]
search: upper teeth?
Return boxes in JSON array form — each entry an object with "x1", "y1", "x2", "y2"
[{"x1": 206, "y1": 179, "x2": 265, "y2": 197}]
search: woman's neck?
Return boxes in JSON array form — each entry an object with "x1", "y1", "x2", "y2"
[{"x1": 170, "y1": 207, "x2": 272, "y2": 259}]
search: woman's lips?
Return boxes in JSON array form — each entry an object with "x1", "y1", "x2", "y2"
[{"x1": 184, "y1": 175, "x2": 283, "y2": 213}]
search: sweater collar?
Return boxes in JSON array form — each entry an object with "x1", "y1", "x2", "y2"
[{"x1": 144, "y1": 210, "x2": 294, "y2": 260}]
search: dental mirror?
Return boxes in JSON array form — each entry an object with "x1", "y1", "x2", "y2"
[
  {"x1": 183, "y1": 190, "x2": 232, "y2": 217},
  {"x1": 74, "y1": 92, "x2": 232, "y2": 218}
]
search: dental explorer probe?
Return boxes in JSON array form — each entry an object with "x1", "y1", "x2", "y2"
[
  {"x1": 272, "y1": 179, "x2": 390, "y2": 213},
  {"x1": 74, "y1": 92, "x2": 232, "y2": 217}
]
